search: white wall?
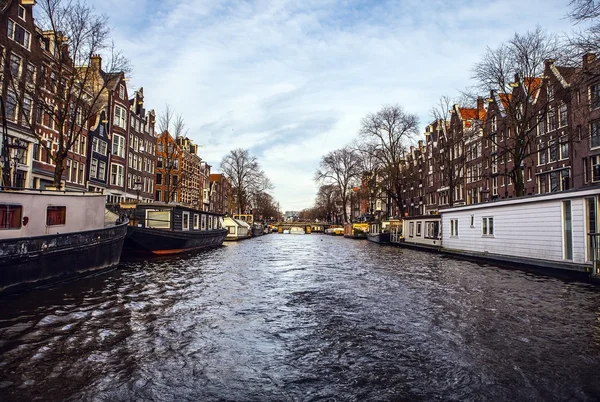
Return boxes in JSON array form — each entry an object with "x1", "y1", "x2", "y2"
[{"x1": 441, "y1": 190, "x2": 599, "y2": 265}]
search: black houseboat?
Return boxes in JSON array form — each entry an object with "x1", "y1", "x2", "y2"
[
  {"x1": 123, "y1": 203, "x2": 227, "y2": 255},
  {"x1": 0, "y1": 189, "x2": 128, "y2": 295}
]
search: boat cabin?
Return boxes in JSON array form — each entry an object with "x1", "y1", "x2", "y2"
[
  {"x1": 0, "y1": 190, "x2": 107, "y2": 239},
  {"x1": 125, "y1": 203, "x2": 223, "y2": 232},
  {"x1": 224, "y1": 216, "x2": 251, "y2": 240}
]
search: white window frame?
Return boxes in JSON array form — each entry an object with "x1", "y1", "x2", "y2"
[
  {"x1": 110, "y1": 163, "x2": 124, "y2": 186},
  {"x1": 482, "y1": 216, "x2": 494, "y2": 236},
  {"x1": 112, "y1": 134, "x2": 125, "y2": 157},
  {"x1": 182, "y1": 211, "x2": 190, "y2": 231},
  {"x1": 450, "y1": 219, "x2": 458, "y2": 237}
]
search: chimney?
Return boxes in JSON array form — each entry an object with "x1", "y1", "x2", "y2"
[
  {"x1": 90, "y1": 54, "x2": 102, "y2": 71},
  {"x1": 583, "y1": 53, "x2": 596, "y2": 66},
  {"x1": 544, "y1": 59, "x2": 555, "y2": 71}
]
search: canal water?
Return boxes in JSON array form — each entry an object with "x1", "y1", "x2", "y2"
[{"x1": 1, "y1": 234, "x2": 600, "y2": 401}]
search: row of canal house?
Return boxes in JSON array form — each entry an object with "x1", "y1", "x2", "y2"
[
  {"x1": 361, "y1": 54, "x2": 599, "y2": 272},
  {"x1": 0, "y1": 0, "x2": 234, "y2": 216},
  {"x1": 365, "y1": 53, "x2": 599, "y2": 219}
]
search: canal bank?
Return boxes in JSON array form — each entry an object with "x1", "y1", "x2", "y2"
[{"x1": 1, "y1": 234, "x2": 599, "y2": 401}]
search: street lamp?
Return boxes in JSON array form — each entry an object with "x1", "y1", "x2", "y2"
[
  {"x1": 7, "y1": 138, "x2": 27, "y2": 188},
  {"x1": 134, "y1": 178, "x2": 142, "y2": 202}
]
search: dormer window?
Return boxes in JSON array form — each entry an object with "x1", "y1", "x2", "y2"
[{"x1": 18, "y1": 6, "x2": 26, "y2": 21}]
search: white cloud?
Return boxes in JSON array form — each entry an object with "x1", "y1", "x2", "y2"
[{"x1": 93, "y1": 0, "x2": 576, "y2": 211}]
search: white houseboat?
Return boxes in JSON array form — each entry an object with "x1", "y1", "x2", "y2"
[
  {"x1": 0, "y1": 189, "x2": 128, "y2": 294},
  {"x1": 224, "y1": 217, "x2": 251, "y2": 241},
  {"x1": 440, "y1": 187, "x2": 600, "y2": 275},
  {"x1": 391, "y1": 215, "x2": 442, "y2": 250}
]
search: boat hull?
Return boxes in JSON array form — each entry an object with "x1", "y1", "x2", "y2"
[
  {"x1": 0, "y1": 220, "x2": 128, "y2": 295},
  {"x1": 124, "y1": 226, "x2": 227, "y2": 255},
  {"x1": 367, "y1": 232, "x2": 391, "y2": 244}
]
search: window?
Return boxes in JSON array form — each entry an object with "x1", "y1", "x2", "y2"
[
  {"x1": 119, "y1": 84, "x2": 125, "y2": 99},
  {"x1": 155, "y1": 190, "x2": 162, "y2": 202},
  {"x1": 561, "y1": 170, "x2": 570, "y2": 191},
  {"x1": 182, "y1": 212, "x2": 190, "y2": 231},
  {"x1": 549, "y1": 141, "x2": 558, "y2": 162},
  {"x1": 491, "y1": 115, "x2": 497, "y2": 132},
  {"x1": 482, "y1": 216, "x2": 494, "y2": 236},
  {"x1": 194, "y1": 214, "x2": 199, "y2": 229},
  {"x1": 470, "y1": 215, "x2": 474, "y2": 227},
  {"x1": 450, "y1": 219, "x2": 458, "y2": 237},
  {"x1": 592, "y1": 156, "x2": 600, "y2": 182},
  {"x1": 547, "y1": 84, "x2": 554, "y2": 100},
  {"x1": 147, "y1": 210, "x2": 170, "y2": 229},
  {"x1": 592, "y1": 120, "x2": 600, "y2": 149},
  {"x1": 539, "y1": 145, "x2": 547, "y2": 165},
  {"x1": 559, "y1": 104, "x2": 567, "y2": 127},
  {"x1": 9, "y1": 54, "x2": 22, "y2": 78},
  {"x1": 591, "y1": 83, "x2": 600, "y2": 109},
  {"x1": 5, "y1": 90, "x2": 17, "y2": 121},
  {"x1": 157, "y1": 156, "x2": 163, "y2": 168},
  {"x1": 548, "y1": 109, "x2": 556, "y2": 131},
  {"x1": 110, "y1": 163, "x2": 124, "y2": 186},
  {"x1": 25, "y1": 63, "x2": 35, "y2": 83},
  {"x1": 7, "y1": 19, "x2": 31, "y2": 49},
  {"x1": 98, "y1": 161, "x2": 106, "y2": 181},
  {"x1": 550, "y1": 171, "x2": 559, "y2": 192},
  {"x1": 18, "y1": 6, "x2": 26, "y2": 20},
  {"x1": 560, "y1": 138, "x2": 569, "y2": 160},
  {"x1": 112, "y1": 134, "x2": 125, "y2": 157},
  {"x1": 0, "y1": 204, "x2": 22, "y2": 229},
  {"x1": 416, "y1": 222, "x2": 422, "y2": 237},
  {"x1": 409, "y1": 222, "x2": 414, "y2": 237},
  {"x1": 22, "y1": 95, "x2": 32, "y2": 124},
  {"x1": 90, "y1": 158, "x2": 98, "y2": 179},
  {"x1": 424, "y1": 221, "x2": 439, "y2": 239},
  {"x1": 114, "y1": 105, "x2": 126, "y2": 128},
  {"x1": 156, "y1": 173, "x2": 162, "y2": 185},
  {"x1": 201, "y1": 215, "x2": 207, "y2": 230},
  {"x1": 47, "y1": 206, "x2": 66, "y2": 226}
]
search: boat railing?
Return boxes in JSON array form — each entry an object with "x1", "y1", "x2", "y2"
[{"x1": 0, "y1": 186, "x2": 98, "y2": 195}]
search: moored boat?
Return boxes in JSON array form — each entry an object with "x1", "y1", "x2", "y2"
[
  {"x1": 289, "y1": 226, "x2": 305, "y2": 234},
  {"x1": 224, "y1": 216, "x2": 251, "y2": 241},
  {"x1": 0, "y1": 189, "x2": 128, "y2": 295},
  {"x1": 122, "y1": 202, "x2": 227, "y2": 254},
  {"x1": 344, "y1": 222, "x2": 369, "y2": 239},
  {"x1": 366, "y1": 221, "x2": 391, "y2": 244}
]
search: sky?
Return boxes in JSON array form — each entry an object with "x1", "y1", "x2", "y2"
[{"x1": 91, "y1": 0, "x2": 577, "y2": 212}]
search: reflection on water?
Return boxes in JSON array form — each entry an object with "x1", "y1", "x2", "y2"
[{"x1": 1, "y1": 234, "x2": 600, "y2": 401}]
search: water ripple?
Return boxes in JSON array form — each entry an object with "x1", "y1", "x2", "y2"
[{"x1": 0, "y1": 234, "x2": 599, "y2": 401}]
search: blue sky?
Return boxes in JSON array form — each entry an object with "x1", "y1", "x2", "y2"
[{"x1": 92, "y1": 0, "x2": 576, "y2": 211}]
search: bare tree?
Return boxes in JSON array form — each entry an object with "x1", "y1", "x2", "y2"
[
  {"x1": 471, "y1": 27, "x2": 562, "y2": 197},
  {"x1": 567, "y1": 0, "x2": 600, "y2": 54},
  {"x1": 315, "y1": 184, "x2": 339, "y2": 222},
  {"x1": 220, "y1": 148, "x2": 272, "y2": 215},
  {"x1": 3, "y1": 0, "x2": 129, "y2": 188},
  {"x1": 358, "y1": 104, "x2": 419, "y2": 217},
  {"x1": 314, "y1": 146, "x2": 362, "y2": 223},
  {"x1": 158, "y1": 104, "x2": 189, "y2": 138},
  {"x1": 156, "y1": 130, "x2": 183, "y2": 203}
]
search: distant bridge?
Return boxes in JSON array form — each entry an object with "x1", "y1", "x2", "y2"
[{"x1": 271, "y1": 222, "x2": 341, "y2": 234}]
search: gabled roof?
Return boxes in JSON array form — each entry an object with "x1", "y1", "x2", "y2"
[{"x1": 523, "y1": 77, "x2": 543, "y2": 102}]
